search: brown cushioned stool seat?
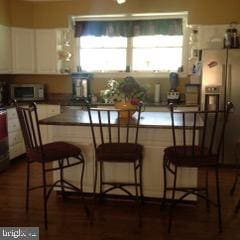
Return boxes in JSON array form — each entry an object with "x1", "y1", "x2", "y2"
[
  {"x1": 96, "y1": 143, "x2": 143, "y2": 162},
  {"x1": 27, "y1": 141, "x2": 82, "y2": 162},
  {"x1": 164, "y1": 146, "x2": 218, "y2": 167}
]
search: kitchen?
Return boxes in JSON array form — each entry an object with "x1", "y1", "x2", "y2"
[{"x1": 0, "y1": 0, "x2": 240, "y2": 239}]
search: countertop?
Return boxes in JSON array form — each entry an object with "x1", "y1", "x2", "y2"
[
  {"x1": 53, "y1": 100, "x2": 199, "y2": 108},
  {"x1": 39, "y1": 109, "x2": 203, "y2": 129},
  {"x1": 5, "y1": 100, "x2": 199, "y2": 111}
]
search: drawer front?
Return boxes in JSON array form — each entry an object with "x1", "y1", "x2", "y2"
[
  {"x1": 145, "y1": 107, "x2": 169, "y2": 112},
  {"x1": 175, "y1": 106, "x2": 199, "y2": 111},
  {"x1": 8, "y1": 131, "x2": 23, "y2": 146},
  {"x1": 7, "y1": 118, "x2": 21, "y2": 133}
]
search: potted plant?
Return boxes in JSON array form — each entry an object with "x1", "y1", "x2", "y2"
[
  {"x1": 101, "y1": 76, "x2": 147, "y2": 117},
  {"x1": 102, "y1": 76, "x2": 146, "y2": 103}
]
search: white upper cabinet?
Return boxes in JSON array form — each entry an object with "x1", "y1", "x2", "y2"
[
  {"x1": 35, "y1": 29, "x2": 59, "y2": 73},
  {"x1": 11, "y1": 27, "x2": 35, "y2": 73},
  {"x1": 0, "y1": 25, "x2": 11, "y2": 73},
  {"x1": 11, "y1": 27, "x2": 72, "y2": 74},
  {"x1": 197, "y1": 25, "x2": 227, "y2": 49}
]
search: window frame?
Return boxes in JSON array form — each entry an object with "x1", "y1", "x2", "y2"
[{"x1": 72, "y1": 12, "x2": 189, "y2": 78}]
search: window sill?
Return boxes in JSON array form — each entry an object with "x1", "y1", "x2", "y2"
[{"x1": 89, "y1": 71, "x2": 188, "y2": 79}]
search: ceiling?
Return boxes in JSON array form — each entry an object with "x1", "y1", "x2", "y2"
[{"x1": 23, "y1": 0, "x2": 72, "y2": 2}]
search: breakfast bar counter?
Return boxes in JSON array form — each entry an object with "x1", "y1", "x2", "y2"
[
  {"x1": 39, "y1": 109, "x2": 199, "y2": 200},
  {"x1": 39, "y1": 109, "x2": 202, "y2": 129}
]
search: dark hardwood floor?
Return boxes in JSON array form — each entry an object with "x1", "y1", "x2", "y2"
[{"x1": 1, "y1": 159, "x2": 240, "y2": 240}]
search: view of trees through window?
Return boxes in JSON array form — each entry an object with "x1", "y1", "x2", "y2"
[{"x1": 79, "y1": 34, "x2": 183, "y2": 72}]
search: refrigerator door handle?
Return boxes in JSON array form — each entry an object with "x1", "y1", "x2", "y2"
[
  {"x1": 227, "y1": 64, "x2": 232, "y2": 101},
  {"x1": 222, "y1": 64, "x2": 226, "y2": 109},
  {"x1": 222, "y1": 64, "x2": 226, "y2": 86}
]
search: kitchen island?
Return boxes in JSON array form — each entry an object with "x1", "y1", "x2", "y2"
[{"x1": 40, "y1": 109, "x2": 201, "y2": 200}]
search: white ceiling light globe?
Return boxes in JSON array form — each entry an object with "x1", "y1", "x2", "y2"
[{"x1": 116, "y1": 0, "x2": 126, "y2": 4}]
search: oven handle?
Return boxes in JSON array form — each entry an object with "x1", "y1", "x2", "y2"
[{"x1": 0, "y1": 110, "x2": 7, "y2": 140}]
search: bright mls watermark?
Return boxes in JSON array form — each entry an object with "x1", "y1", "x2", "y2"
[{"x1": 0, "y1": 227, "x2": 39, "y2": 240}]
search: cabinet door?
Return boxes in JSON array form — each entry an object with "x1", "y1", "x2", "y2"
[
  {"x1": 35, "y1": 29, "x2": 58, "y2": 73},
  {"x1": 0, "y1": 25, "x2": 11, "y2": 73},
  {"x1": 7, "y1": 108, "x2": 25, "y2": 160},
  {"x1": 36, "y1": 104, "x2": 48, "y2": 144},
  {"x1": 46, "y1": 105, "x2": 60, "y2": 143},
  {"x1": 37, "y1": 104, "x2": 60, "y2": 144},
  {"x1": 11, "y1": 28, "x2": 35, "y2": 73},
  {"x1": 9, "y1": 143, "x2": 25, "y2": 160}
]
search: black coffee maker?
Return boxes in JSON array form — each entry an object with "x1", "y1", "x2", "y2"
[
  {"x1": 167, "y1": 72, "x2": 180, "y2": 103},
  {"x1": 71, "y1": 72, "x2": 92, "y2": 102}
]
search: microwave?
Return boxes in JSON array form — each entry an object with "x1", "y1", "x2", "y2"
[{"x1": 10, "y1": 84, "x2": 45, "y2": 101}]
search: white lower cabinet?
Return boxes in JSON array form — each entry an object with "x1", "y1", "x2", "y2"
[
  {"x1": 37, "y1": 104, "x2": 61, "y2": 144},
  {"x1": 7, "y1": 108, "x2": 25, "y2": 160},
  {"x1": 7, "y1": 104, "x2": 60, "y2": 160},
  {"x1": 145, "y1": 106, "x2": 199, "y2": 112}
]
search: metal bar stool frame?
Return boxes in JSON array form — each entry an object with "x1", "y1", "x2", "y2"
[
  {"x1": 230, "y1": 139, "x2": 240, "y2": 212},
  {"x1": 15, "y1": 101, "x2": 90, "y2": 229},
  {"x1": 87, "y1": 104, "x2": 144, "y2": 225},
  {"x1": 162, "y1": 102, "x2": 233, "y2": 233}
]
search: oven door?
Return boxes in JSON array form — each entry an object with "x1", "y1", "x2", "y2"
[{"x1": 0, "y1": 109, "x2": 9, "y2": 171}]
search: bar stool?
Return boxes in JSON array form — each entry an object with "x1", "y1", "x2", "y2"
[
  {"x1": 87, "y1": 105, "x2": 144, "y2": 225},
  {"x1": 162, "y1": 102, "x2": 233, "y2": 233},
  {"x1": 15, "y1": 101, "x2": 90, "y2": 229},
  {"x1": 230, "y1": 139, "x2": 240, "y2": 212}
]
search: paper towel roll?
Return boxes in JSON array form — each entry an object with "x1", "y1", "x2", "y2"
[{"x1": 154, "y1": 84, "x2": 160, "y2": 103}]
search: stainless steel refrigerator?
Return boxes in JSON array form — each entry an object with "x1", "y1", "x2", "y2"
[{"x1": 201, "y1": 48, "x2": 240, "y2": 165}]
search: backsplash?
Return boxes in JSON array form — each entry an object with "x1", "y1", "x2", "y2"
[{"x1": 10, "y1": 74, "x2": 188, "y2": 104}]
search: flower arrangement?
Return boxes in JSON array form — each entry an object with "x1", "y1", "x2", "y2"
[{"x1": 101, "y1": 76, "x2": 147, "y2": 105}]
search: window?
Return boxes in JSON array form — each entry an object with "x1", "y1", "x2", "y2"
[
  {"x1": 132, "y1": 35, "x2": 183, "y2": 71},
  {"x1": 79, "y1": 36, "x2": 127, "y2": 71},
  {"x1": 74, "y1": 13, "x2": 187, "y2": 75}
]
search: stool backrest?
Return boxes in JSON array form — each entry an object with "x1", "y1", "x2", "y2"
[
  {"x1": 169, "y1": 102, "x2": 233, "y2": 160},
  {"x1": 87, "y1": 105, "x2": 142, "y2": 151},
  {"x1": 14, "y1": 102, "x2": 43, "y2": 153}
]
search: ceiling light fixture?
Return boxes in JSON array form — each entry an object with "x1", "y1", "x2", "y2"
[{"x1": 115, "y1": 0, "x2": 126, "y2": 4}]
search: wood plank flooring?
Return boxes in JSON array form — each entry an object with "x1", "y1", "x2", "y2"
[{"x1": 0, "y1": 159, "x2": 240, "y2": 240}]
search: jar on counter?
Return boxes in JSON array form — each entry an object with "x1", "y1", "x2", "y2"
[
  {"x1": 224, "y1": 22, "x2": 239, "y2": 49},
  {"x1": 224, "y1": 29, "x2": 231, "y2": 48}
]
